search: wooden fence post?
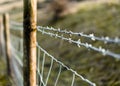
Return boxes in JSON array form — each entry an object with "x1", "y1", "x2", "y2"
[
  {"x1": 0, "y1": 16, "x2": 2, "y2": 56},
  {"x1": 23, "y1": 0, "x2": 37, "y2": 86},
  {"x1": 3, "y1": 13, "x2": 11, "y2": 77}
]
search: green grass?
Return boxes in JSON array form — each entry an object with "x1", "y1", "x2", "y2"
[{"x1": 0, "y1": 57, "x2": 11, "y2": 86}]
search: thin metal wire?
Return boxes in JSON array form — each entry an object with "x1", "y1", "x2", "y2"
[
  {"x1": 37, "y1": 28, "x2": 120, "y2": 59},
  {"x1": 10, "y1": 21, "x2": 23, "y2": 26},
  {"x1": 37, "y1": 48, "x2": 41, "y2": 86},
  {"x1": 10, "y1": 39, "x2": 23, "y2": 67},
  {"x1": 40, "y1": 53, "x2": 46, "y2": 86},
  {"x1": 20, "y1": 38, "x2": 23, "y2": 52},
  {"x1": 10, "y1": 34, "x2": 23, "y2": 55},
  {"x1": 11, "y1": 45, "x2": 23, "y2": 67},
  {"x1": 45, "y1": 58, "x2": 53, "y2": 86},
  {"x1": 37, "y1": 48, "x2": 40, "y2": 73},
  {"x1": 9, "y1": 22, "x2": 120, "y2": 44},
  {"x1": 37, "y1": 69, "x2": 46, "y2": 86},
  {"x1": 71, "y1": 74, "x2": 75, "y2": 86},
  {"x1": 36, "y1": 43, "x2": 96, "y2": 86},
  {"x1": 54, "y1": 65, "x2": 62, "y2": 86},
  {"x1": 37, "y1": 26, "x2": 120, "y2": 44}
]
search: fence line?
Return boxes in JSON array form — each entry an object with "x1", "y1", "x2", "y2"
[
  {"x1": 10, "y1": 23, "x2": 120, "y2": 59},
  {"x1": 8, "y1": 31, "x2": 96, "y2": 86},
  {"x1": 36, "y1": 43, "x2": 96, "y2": 86},
  {"x1": 8, "y1": 20, "x2": 120, "y2": 86},
  {"x1": 0, "y1": 0, "x2": 119, "y2": 85},
  {"x1": 1, "y1": 17, "x2": 119, "y2": 86},
  {"x1": 37, "y1": 28, "x2": 120, "y2": 59}
]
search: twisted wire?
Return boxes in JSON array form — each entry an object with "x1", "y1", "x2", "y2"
[
  {"x1": 9, "y1": 21, "x2": 120, "y2": 44},
  {"x1": 37, "y1": 28, "x2": 120, "y2": 59},
  {"x1": 38, "y1": 26, "x2": 120, "y2": 44}
]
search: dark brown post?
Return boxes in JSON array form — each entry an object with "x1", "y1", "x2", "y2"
[
  {"x1": 23, "y1": 0, "x2": 37, "y2": 86},
  {"x1": 3, "y1": 13, "x2": 11, "y2": 76}
]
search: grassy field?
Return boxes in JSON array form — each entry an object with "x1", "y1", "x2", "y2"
[{"x1": 3, "y1": 0, "x2": 120, "y2": 86}]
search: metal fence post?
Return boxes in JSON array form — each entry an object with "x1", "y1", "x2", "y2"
[{"x1": 23, "y1": 0, "x2": 37, "y2": 86}]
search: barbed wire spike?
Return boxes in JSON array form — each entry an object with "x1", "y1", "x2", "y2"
[
  {"x1": 89, "y1": 33, "x2": 96, "y2": 41},
  {"x1": 77, "y1": 39, "x2": 81, "y2": 48}
]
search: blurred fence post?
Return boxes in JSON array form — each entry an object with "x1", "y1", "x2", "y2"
[
  {"x1": 3, "y1": 13, "x2": 11, "y2": 77},
  {"x1": 0, "y1": 16, "x2": 2, "y2": 56},
  {"x1": 23, "y1": 0, "x2": 37, "y2": 86}
]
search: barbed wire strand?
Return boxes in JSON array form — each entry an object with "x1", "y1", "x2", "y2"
[
  {"x1": 37, "y1": 26, "x2": 120, "y2": 44},
  {"x1": 9, "y1": 23, "x2": 120, "y2": 44},
  {"x1": 37, "y1": 28, "x2": 120, "y2": 59},
  {"x1": 36, "y1": 43, "x2": 96, "y2": 86}
]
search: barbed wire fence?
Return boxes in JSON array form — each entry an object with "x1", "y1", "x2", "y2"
[
  {"x1": 0, "y1": 0, "x2": 120, "y2": 85},
  {"x1": 3, "y1": 20, "x2": 118, "y2": 86},
  {"x1": 9, "y1": 21, "x2": 97, "y2": 86},
  {"x1": 10, "y1": 22, "x2": 120, "y2": 59}
]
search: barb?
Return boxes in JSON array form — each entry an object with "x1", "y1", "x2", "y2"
[
  {"x1": 38, "y1": 26, "x2": 120, "y2": 44},
  {"x1": 36, "y1": 43, "x2": 96, "y2": 86},
  {"x1": 37, "y1": 28, "x2": 120, "y2": 59}
]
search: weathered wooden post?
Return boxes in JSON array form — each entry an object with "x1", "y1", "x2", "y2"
[
  {"x1": 23, "y1": 0, "x2": 37, "y2": 86},
  {"x1": 3, "y1": 13, "x2": 11, "y2": 77},
  {"x1": 0, "y1": 16, "x2": 2, "y2": 56}
]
